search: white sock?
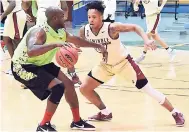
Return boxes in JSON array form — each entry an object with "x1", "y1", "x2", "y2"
[
  {"x1": 171, "y1": 108, "x2": 180, "y2": 114},
  {"x1": 142, "y1": 51, "x2": 147, "y2": 56},
  {"x1": 167, "y1": 47, "x2": 173, "y2": 53},
  {"x1": 101, "y1": 108, "x2": 111, "y2": 115}
]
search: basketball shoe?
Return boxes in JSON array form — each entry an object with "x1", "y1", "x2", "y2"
[
  {"x1": 88, "y1": 112, "x2": 112, "y2": 121},
  {"x1": 70, "y1": 119, "x2": 95, "y2": 131},
  {"x1": 172, "y1": 112, "x2": 185, "y2": 127},
  {"x1": 36, "y1": 122, "x2": 56, "y2": 132}
]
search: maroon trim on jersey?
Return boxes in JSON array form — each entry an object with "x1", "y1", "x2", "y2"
[
  {"x1": 108, "y1": 23, "x2": 119, "y2": 40},
  {"x1": 13, "y1": 12, "x2": 20, "y2": 39},
  {"x1": 151, "y1": 14, "x2": 160, "y2": 34},
  {"x1": 126, "y1": 55, "x2": 146, "y2": 80},
  {"x1": 89, "y1": 22, "x2": 104, "y2": 36},
  {"x1": 83, "y1": 25, "x2": 87, "y2": 39}
]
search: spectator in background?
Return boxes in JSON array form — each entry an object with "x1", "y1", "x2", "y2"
[{"x1": 102, "y1": 0, "x2": 116, "y2": 23}]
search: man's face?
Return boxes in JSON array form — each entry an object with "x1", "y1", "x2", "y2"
[
  {"x1": 88, "y1": 9, "x2": 103, "y2": 29},
  {"x1": 53, "y1": 10, "x2": 65, "y2": 28}
]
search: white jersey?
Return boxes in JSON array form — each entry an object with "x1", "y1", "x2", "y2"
[
  {"x1": 2, "y1": 0, "x2": 22, "y2": 13},
  {"x1": 37, "y1": 0, "x2": 60, "y2": 9},
  {"x1": 84, "y1": 22, "x2": 128, "y2": 65},
  {"x1": 142, "y1": 0, "x2": 159, "y2": 16}
]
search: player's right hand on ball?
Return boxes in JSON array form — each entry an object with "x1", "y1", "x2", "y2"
[{"x1": 144, "y1": 40, "x2": 157, "y2": 51}]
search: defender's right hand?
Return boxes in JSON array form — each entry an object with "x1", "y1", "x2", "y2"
[{"x1": 99, "y1": 45, "x2": 108, "y2": 63}]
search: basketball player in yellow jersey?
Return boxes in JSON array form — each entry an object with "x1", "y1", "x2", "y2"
[
  {"x1": 134, "y1": 0, "x2": 176, "y2": 63},
  {"x1": 79, "y1": 1, "x2": 185, "y2": 127},
  {"x1": 22, "y1": 0, "x2": 82, "y2": 85},
  {"x1": 11, "y1": 7, "x2": 108, "y2": 131}
]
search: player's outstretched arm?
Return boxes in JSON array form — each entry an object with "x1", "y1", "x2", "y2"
[
  {"x1": 66, "y1": 30, "x2": 108, "y2": 63},
  {"x1": 26, "y1": 28, "x2": 62, "y2": 57},
  {"x1": 66, "y1": 30, "x2": 104, "y2": 49},
  {"x1": 109, "y1": 22, "x2": 156, "y2": 50}
]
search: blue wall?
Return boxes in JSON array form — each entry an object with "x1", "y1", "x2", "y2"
[
  {"x1": 72, "y1": 2, "x2": 189, "y2": 27},
  {"x1": 72, "y1": 5, "x2": 87, "y2": 28},
  {"x1": 162, "y1": 4, "x2": 189, "y2": 13}
]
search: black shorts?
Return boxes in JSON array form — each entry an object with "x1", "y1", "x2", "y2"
[{"x1": 11, "y1": 62, "x2": 60, "y2": 100}]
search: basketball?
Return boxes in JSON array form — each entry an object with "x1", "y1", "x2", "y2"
[{"x1": 55, "y1": 46, "x2": 78, "y2": 68}]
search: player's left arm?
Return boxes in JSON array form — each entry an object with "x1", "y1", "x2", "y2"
[
  {"x1": 66, "y1": 31, "x2": 108, "y2": 63},
  {"x1": 109, "y1": 22, "x2": 156, "y2": 50},
  {"x1": 109, "y1": 22, "x2": 149, "y2": 43}
]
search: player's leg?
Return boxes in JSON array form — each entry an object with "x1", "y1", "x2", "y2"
[
  {"x1": 11, "y1": 62, "x2": 64, "y2": 131},
  {"x1": 57, "y1": 69, "x2": 95, "y2": 130},
  {"x1": 80, "y1": 64, "x2": 113, "y2": 121},
  {"x1": 152, "y1": 33, "x2": 176, "y2": 62},
  {"x1": 3, "y1": 36, "x2": 14, "y2": 57},
  {"x1": 123, "y1": 55, "x2": 185, "y2": 127},
  {"x1": 135, "y1": 15, "x2": 153, "y2": 63},
  {"x1": 3, "y1": 13, "x2": 15, "y2": 58}
]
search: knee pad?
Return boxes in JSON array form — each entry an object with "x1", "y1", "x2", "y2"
[
  {"x1": 135, "y1": 79, "x2": 148, "y2": 89},
  {"x1": 49, "y1": 83, "x2": 65, "y2": 104}
]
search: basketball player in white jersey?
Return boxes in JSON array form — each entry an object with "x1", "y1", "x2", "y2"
[
  {"x1": 35, "y1": 0, "x2": 67, "y2": 25},
  {"x1": 0, "y1": 0, "x2": 26, "y2": 74},
  {"x1": 79, "y1": 1, "x2": 184, "y2": 127},
  {"x1": 22, "y1": 0, "x2": 82, "y2": 85},
  {"x1": 102, "y1": 0, "x2": 116, "y2": 23},
  {"x1": 133, "y1": 0, "x2": 176, "y2": 63}
]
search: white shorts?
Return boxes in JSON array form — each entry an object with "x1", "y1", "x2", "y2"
[
  {"x1": 36, "y1": 8, "x2": 47, "y2": 26},
  {"x1": 88, "y1": 55, "x2": 146, "y2": 85},
  {"x1": 3, "y1": 10, "x2": 26, "y2": 39},
  {"x1": 146, "y1": 14, "x2": 160, "y2": 34}
]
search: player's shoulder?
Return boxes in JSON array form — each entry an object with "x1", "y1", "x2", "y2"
[
  {"x1": 27, "y1": 26, "x2": 46, "y2": 39},
  {"x1": 109, "y1": 22, "x2": 122, "y2": 32}
]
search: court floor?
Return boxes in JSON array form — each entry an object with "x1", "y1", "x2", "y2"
[{"x1": 0, "y1": 46, "x2": 189, "y2": 131}]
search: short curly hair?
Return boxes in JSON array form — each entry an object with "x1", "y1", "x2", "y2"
[{"x1": 86, "y1": 1, "x2": 105, "y2": 15}]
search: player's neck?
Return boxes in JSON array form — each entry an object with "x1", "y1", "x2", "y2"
[{"x1": 47, "y1": 21, "x2": 59, "y2": 32}]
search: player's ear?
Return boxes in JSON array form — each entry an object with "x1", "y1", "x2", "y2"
[{"x1": 53, "y1": 16, "x2": 58, "y2": 21}]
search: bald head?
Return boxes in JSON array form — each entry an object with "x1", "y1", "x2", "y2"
[
  {"x1": 45, "y1": 6, "x2": 64, "y2": 20},
  {"x1": 45, "y1": 6, "x2": 65, "y2": 30}
]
